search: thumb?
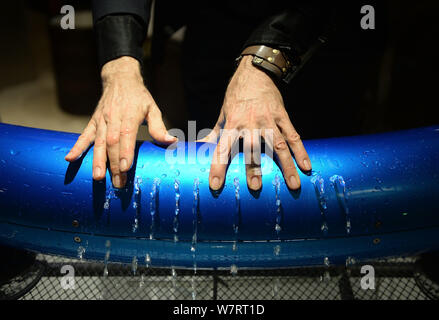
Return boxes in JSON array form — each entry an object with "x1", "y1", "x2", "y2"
[
  {"x1": 146, "y1": 107, "x2": 177, "y2": 145},
  {"x1": 196, "y1": 117, "x2": 223, "y2": 143}
]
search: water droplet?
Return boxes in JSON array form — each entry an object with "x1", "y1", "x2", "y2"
[
  {"x1": 345, "y1": 257, "x2": 356, "y2": 267},
  {"x1": 273, "y1": 175, "x2": 282, "y2": 236},
  {"x1": 173, "y1": 179, "x2": 181, "y2": 238},
  {"x1": 161, "y1": 173, "x2": 167, "y2": 179},
  {"x1": 174, "y1": 169, "x2": 180, "y2": 177},
  {"x1": 145, "y1": 253, "x2": 151, "y2": 267},
  {"x1": 191, "y1": 276, "x2": 197, "y2": 300},
  {"x1": 200, "y1": 168, "x2": 206, "y2": 172},
  {"x1": 191, "y1": 178, "x2": 200, "y2": 253},
  {"x1": 77, "y1": 246, "x2": 86, "y2": 260},
  {"x1": 312, "y1": 174, "x2": 329, "y2": 234},
  {"x1": 131, "y1": 256, "x2": 138, "y2": 275},
  {"x1": 230, "y1": 264, "x2": 238, "y2": 276},
  {"x1": 171, "y1": 268, "x2": 178, "y2": 292},
  {"x1": 149, "y1": 178, "x2": 161, "y2": 239},
  {"x1": 320, "y1": 271, "x2": 331, "y2": 282},
  {"x1": 274, "y1": 245, "x2": 281, "y2": 256},
  {"x1": 330, "y1": 175, "x2": 351, "y2": 234},
  {"x1": 103, "y1": 265, "x2": 108, "y2": 277},
  {"x1": 232, "y1": 177, "x2": 241, "y2": 249},
  {"x1": 10, "y1": 150, "x2": 19, "y2": 156}
]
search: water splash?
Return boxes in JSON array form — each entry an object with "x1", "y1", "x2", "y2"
[
  {"x1": 191, "y1": 178, "x2": 200, "y2": 253},
  {"x1": 173, "y1": 179, "x2": 181, "y2": 242},
  {"x1": 132, "y1": 176, "x2": 142, "y2": 233},
  {"x1": 311, "y1": 174, "x2": 329, "y2": 235},
  {"x1": 103, "y1": 189, "x2": 116, "y2": 210},
  {"x1": 232, "y1": 177, "x2": 241, "y2": 251},
  {"x1": 272, "y1": 175, "x2": 282, "y2": 235},
  {"x1": 330, "y1": 175, "x2": 351, "y2": 234},
  {"x1": 149, "y1": 178, "x2": 161, "y2": 240},
  {"x1": 131, "y1": 256, "x2": 138, "y2": 276},
  {"x1": 103, "y1": 240, "x2": 111, "y2": 277}
]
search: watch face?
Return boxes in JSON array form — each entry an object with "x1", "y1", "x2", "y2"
[{"x1": 253, "y1": 56, "x2": 264, "y2": 65}]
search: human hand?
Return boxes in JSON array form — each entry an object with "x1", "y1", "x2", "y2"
[
  {"x1": 205, "y1": 55, "x2": 311, "y2": 191},
  {"x1": 65, "y1": 56, "x2": 177, "y2": 188}
]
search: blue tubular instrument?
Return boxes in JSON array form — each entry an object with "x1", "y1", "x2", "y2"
[{"x1": 0, "y1": 123, "x2": 438, "y2": 268}]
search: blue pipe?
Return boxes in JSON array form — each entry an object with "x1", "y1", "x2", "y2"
[{"x1": 0, "y1": 123, "x2": 438, "y2": 268}]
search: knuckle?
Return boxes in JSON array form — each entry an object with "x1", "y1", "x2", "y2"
[
  {"x1": 287, "y1": 133, "x2": 302, "y2": 144},
  {"x1": 102, "y1": 111, "x2": 111, "y2": 122},
  {"x1": 106, "y1": 134, "x2": 119, "y2": 146},
  {"x1": 274, "y1": 140, "x2": 288, "y2": 152}
]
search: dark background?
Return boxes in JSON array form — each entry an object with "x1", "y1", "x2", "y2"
[{"x1": 0, "y1": 0, "x2": 437, "y2": 139}]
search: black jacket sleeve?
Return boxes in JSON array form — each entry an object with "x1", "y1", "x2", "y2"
[
  {"x1": 243, "y1": 2, "x2": 336, "y2": 82},
  {"x1": 92, "y1": 0, "x2": 152, "y2": 69}
]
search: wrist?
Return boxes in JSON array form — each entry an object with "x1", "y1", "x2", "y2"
[
  {"x1": 235, "y1": 55, "x2": 276, "y2": 84},
  {"x1": 101, "y1": 56, "x2": 143, "y2": 84}
]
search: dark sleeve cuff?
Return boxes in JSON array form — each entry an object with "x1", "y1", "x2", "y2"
[
  {"x1": 243, "y1": 3, "x2": 335, "y2": 81},
  {"x1": 94, "y1": 14, "x2": 147, "y2": 70}
]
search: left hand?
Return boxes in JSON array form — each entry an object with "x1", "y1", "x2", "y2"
[{"x1": 204, "y1": 55, "x2": 312, "y2": 191}]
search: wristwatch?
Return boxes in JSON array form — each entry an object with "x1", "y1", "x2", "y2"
[
  {"x1": 237, "y1": 45, "x2": 299, "y2": 83},
  {"x1": 237, "y1": 38, "x2": 327, "y2": 84}
]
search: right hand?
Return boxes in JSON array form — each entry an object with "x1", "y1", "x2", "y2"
[{"x1": 65, "y1": 56, "x2": 177, "y2": 188}]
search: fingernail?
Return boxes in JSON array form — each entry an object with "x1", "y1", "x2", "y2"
[
  {"x1": 251, "y1": 176, "x2": 261, "y2": 190},
  {"x1": 120, "y1": 158, "x2": 128, "y2": 171},
  {"x1": 94, "y1": 167, "x2": 101, "y2": 179},
  {"x1": 303, "y1": 159, "x2": 311, "y2": 171},
  {"x1": 113, "y1": 174, "x2": 121, "y2": 187},
  {"x1": 290, "y1": 176, "x2": 300, "y2": 190},
  {"x1": 165, "y1": 134, "x2": 177, "y2": 142},
  {"x1": 211, "y1": 176, "x2": 221, "y2": 190}
]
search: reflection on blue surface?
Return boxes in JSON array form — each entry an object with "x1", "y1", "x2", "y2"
[{"x1": 0, "y1": 123, "x2": 439, "y2": 268}]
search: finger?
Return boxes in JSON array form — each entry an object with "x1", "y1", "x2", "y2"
[
  {"x1": 278, "y1": 119, "x2": 312, "y2": 172},
  {"x1": 266, "y1": 128, "x2": 301, "y2": 190},
  {"x1": 119, "y1": 117, "x2": 141, "y2": 172},
  {"x1": 146, "y1": 106, "x2": 177, "y2": 145},
  {"x1": 106, "y1": 117, "x2": 126, "y2": 188},
  {"x1": 92, "y1": 117, "x2": 107, "y2": 180},
  {"x1": 65, "y1": 121, "x2": 96, "y2": 161},
  {"x1": 244, "y1": 130, "x2": 262, "y2": 191},
  {"x1": 209, "y1": 128, "x2": 239, "y2": 190}
]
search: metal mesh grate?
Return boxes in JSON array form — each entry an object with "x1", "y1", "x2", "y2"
[{"x1": 0, "y1": 253, "x2": 435, "y2": 300}]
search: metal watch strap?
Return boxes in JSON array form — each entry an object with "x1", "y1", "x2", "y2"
[{"x1": 240, "y1": 45, "x2": 293, "y2": 80}]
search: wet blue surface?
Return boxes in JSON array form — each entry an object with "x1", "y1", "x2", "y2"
[{"x1": 0, "y1": 123, "x2": 439, "y2": 267}]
